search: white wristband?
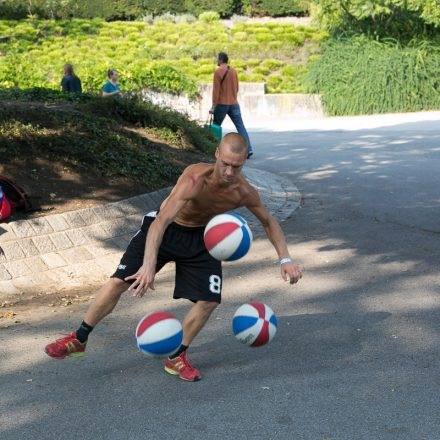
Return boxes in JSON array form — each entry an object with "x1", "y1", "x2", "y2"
[{"x1": 279, "y1": 258, "x2": 292, "y2": 266}]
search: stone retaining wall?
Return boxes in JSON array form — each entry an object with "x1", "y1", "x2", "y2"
[{"x1": 143, "y1": 83, "x2": 324, "y2": 121}]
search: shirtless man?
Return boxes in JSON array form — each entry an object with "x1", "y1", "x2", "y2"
[{"x1": 45, "y1": 133, "x2": 302, "y2": 382}]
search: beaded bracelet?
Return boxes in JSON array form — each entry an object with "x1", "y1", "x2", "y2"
[{"x1": 279, "y1": 258, "x2": 292, "y2": 265}]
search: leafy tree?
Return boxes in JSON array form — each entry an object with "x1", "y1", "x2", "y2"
[{"x1": 312, "y1": 0, "x2": 440, "y2": 39}]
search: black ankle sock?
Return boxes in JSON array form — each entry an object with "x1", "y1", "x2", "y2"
[
  {"x1": 76, "y1": 321, "x2": 94, "y2": 344},
  {"x1": 169, "y1": 344, "x2": 188, "y2": 359}
]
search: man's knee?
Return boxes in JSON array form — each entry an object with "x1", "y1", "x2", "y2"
[
  {"x1": 108, "y1": 277, "x2": 129, "y2": 293},
  {"x1": 197, "y1": 300, "x2": 219, "y2": 315}
]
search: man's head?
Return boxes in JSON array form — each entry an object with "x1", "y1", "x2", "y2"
[
  {"x1": 217, "y1": 52, "x2": 228, "y2": 66},
  {"x1": 107, "y1": 69, "x2": 118, "y2": 81},
  {"x1": 214, "y1": 133, "x2": 247, "y2": 184}
]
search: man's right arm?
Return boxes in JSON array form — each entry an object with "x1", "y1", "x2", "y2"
[
  {"x1": 125, "y1": 166, "x2": 202, "y2": 295},
  {"x1": 211, "y1": 69, "x2": 221, "y2": 112}
]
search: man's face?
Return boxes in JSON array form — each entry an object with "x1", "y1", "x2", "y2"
[
  {"x1": 111, "y1": 71, "x2": 119, "y2": 81},
  {"x1": 215, "y1": 147, "x2": 246, "y2": 183}
]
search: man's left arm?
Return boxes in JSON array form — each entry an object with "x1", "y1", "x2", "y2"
[{"x1": 246, "y1": 192, "x2": 302, "y2": 284}]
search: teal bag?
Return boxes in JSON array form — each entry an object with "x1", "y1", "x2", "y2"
[{"x1": 204, "y1": 115, "x2": 222, "y2": 142}]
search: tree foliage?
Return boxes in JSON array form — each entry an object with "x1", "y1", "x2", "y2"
[{"x1": 312, "y1": 0, "x2": 440, "y2": 40}]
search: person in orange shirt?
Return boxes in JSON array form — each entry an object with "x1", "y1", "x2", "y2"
[{"x1": 209, "y1": 52, "x2": 254, "y2": 159}]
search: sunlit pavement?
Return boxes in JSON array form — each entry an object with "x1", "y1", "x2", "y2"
[{"x1": 1, "y1": 112, "x2": 440, "y2": 439}]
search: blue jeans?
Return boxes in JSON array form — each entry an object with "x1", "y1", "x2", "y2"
[{"x1": 213, "y1": 104, "x2": 253, "y2": 153}]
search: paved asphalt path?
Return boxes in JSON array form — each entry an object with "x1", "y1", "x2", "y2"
[{"x1": 1, "y1": 113, "x2": 440, "y2": 440}]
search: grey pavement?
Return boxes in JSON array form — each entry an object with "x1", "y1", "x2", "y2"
[{"x1": 1, "y1": 112, "x2": 440, "y2": 440}]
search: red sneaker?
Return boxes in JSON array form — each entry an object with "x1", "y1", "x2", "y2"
[
  {"x1": 164, "y1": 352, "x2": 201, "y2": 382},
  {"x1": 45, "y1": 332, "x2": 86, "y2": 359}
]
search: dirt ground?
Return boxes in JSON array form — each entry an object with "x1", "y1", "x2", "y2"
[{"x1": 1, "y1": 157, "x2": 152, "y2": 220}]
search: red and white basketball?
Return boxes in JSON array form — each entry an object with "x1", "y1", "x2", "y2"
[
  {"x1": 232, "y1": 302, "x2": 278, "y2": 347},
  {"x1": 204, "y1": 212, "x2": 253, "y2": 261},
  {"x1": 135, "y1": 312, "x2": 183, "y2": 356}
]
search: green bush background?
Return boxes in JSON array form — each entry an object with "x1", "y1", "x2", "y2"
[
  {"x1": 0, "y1": 18, "x2": 326, "y2": 95},
  {"x1": 306, "y1": 37, "x2": 440, "y2": 116},
  {"x1": 0, "y1": 0, "x2": 310, "y2": 20}
]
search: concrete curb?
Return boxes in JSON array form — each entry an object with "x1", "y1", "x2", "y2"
[{"x1": 0, "y1": 168, "x2": 300, "y2": 296}]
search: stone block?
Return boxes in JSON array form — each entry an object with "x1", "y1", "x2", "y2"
[
  {"x1": 83, "y1": 224, "x2": 113, "y2": 242},
  {"x1": 58, "y1": 247, "x2": 94, "y2": 265},
  {"x1": 146, "y1": 191, "x2": 163, "y2": 206},
  {"x1": 0, "y1": 224, "x2": 17, "y2": 243},
  {"x1": 45, "y1": 267, "x2": 73, "y2": 284},
  {"x1": 46, "y1": 214, "x2": 70, "y2": 232},
  {"x1": 18, "y1": 238, "x2": 40, "y2": 258},
  {"x1": 79, "y1": 207, "x2": 101, "y2": 226},
  {"x1": 13, "y1": 273, "x2": 53, "y2": 292},
  {"x1": 85, "y1": 241, "x2": 113, "y2": 257},
  {"x1": 106, "y1": 218, "x2": 131, "y2": 237},
  {"x1": 95, "y1": 255, "x2": 119, "y2": 273},
  {"x1": 10, "y1": 220, "x2": 34, "y2": 238},
  {"x1": 0, "y1": 280, "x2": 20, "y2": 295},
  {"x1": 157, "y1": 187, "x2": 172, "y2": 200},
  {"x1": 25, "y1": 256, "x2": 49, "y2": 273},
  {"x1": 102, "y1": 203, "x2": 122, "y2": 220},
  {"x1": 29, "y1": 218, "x2": 53, "y2": 235},
  {"x1": 32, "y1": 236, "x2": 57, "y2": 254},
  {"x1": 4, "y1": 260, "x2": 32, "y2": 278},
  {"x1": 112, "y1": 199, "x2": 139, "y2": 216},
  {"x1": 123, "y1": 196, "x2": 148, "y2": 216},
  {"x1": 0, "y1": 264, "x2": 12, "y2": 281},
  {"x1": 109, "y1": 235, "x2": 129, "y2": 251},
  {"x1": 67, "y1": 261, "x2": 102, "y2": 278},
  {"x1": 40, "y1": 252, "x2": 67, "y2": 269},
  {"x1": 1, "y1": 241, "x2": 26, "y2": 261},
  {"x1": 50, "y1": 232, "x2": 73, "y2": 251},
  {"x1": 65, "y1": 229, "x2": 89, "y2": 246},
  {"x1": 63, "y1": 211, "x2": 86, "y2": 228},
  {"x1": 138, "y1": 194, "x2": 158, "y2": 213},
  {"x1": 125, "y1": 215, "x2": 141, "y2": 234}
]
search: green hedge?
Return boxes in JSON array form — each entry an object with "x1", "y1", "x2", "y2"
[
  {"x1": 243, "y1": 0, "x2": 309, "y2": 17},
  {"x1": 0, "y1": 0, "x2": 308, "y2": 19},
  {"x1": 0, "y1": 19, "x2": 325, "y2": 94},
  {"x1": 306, "y1": 37, "x2": 440, "y2": 116}
]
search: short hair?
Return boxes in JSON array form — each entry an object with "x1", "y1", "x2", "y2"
[
  {"x1": 217, "y1": 52, "x2": 228, "y2": 64},
  {"x1": 63, "y1": 63, "x2": 75, "y2": 76},
  {"x1": 219, "y1": 133, "x2": 247, "y2": 156},
  {"x1": 107, "y1": 69, "x2": 117, "y2": 78}
]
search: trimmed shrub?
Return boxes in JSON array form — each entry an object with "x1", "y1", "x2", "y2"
[
  {"x1": 257, "y1": 0, "x2": 310, "y2": 17},
  {"x1": 241, "y1": 0, "x2": 310, "y2": 17},
  {"x1": 184, "y1": 1, "x2": 237, "y2": 18},
  {"x1": 306, "y1": 37, "x2": 440, "y2": 115}
]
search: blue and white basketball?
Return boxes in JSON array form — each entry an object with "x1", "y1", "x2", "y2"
[
  {"x1": 232, "y1": 302, "x2": 277, "y2": 347},
  {"x1": 204, "y1": 212, "x2": 253, "y2": 261},
  {"x1": 136, "y1": 312, "x2": 183, "y2": 356}
]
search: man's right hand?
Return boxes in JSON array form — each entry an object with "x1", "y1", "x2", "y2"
[{"x1": 125, "y1": 264, "x2": 155, "y2": 297}]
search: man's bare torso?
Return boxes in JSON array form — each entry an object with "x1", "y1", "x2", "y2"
[{"x1": 161, "y1": 163, "x2": 257, "y2": 228}]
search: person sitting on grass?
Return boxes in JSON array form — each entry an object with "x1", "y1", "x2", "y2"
[{"x1": 102, "y1": 69, "x2": 124, "y2": 98}]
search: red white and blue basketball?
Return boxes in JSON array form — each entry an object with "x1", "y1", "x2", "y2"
[
  {"x1": 204, "y1": 212, "x2": 253, "y2": 261},
  {"x1": 135, "y1": 312, "x2": 183, "y2": 356},
  {"x1": 232, "y1": 302, "x2": 277, "y2": 347}
]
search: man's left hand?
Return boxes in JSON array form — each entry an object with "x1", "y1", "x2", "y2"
[{"x1": 281, "y1": 262, "x2": 302, "y2": 284}]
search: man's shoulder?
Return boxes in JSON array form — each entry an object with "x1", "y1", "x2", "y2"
[
  {"x1": 237, "y1": 175, "x2": 260, "y2": 204},
  {"x1": 183, "y1": 162, "x2": 213, "y2": 176}
]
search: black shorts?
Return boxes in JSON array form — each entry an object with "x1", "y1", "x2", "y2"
[{"x1": 111, "y1": 212, "x2": 222, "y2": 303}]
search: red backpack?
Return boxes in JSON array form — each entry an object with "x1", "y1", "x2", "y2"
[{"x1": 0, "y1": 176, "x2": 32, "y2": 222}]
